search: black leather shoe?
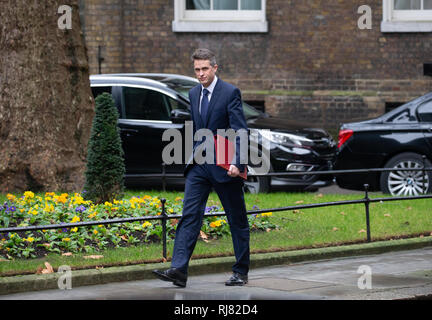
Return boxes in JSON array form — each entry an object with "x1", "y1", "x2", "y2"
[
  {"x1": 152, "y1": 268, "x2": 187, "y2": 287},
  {"x1": 225, "y1": 272, "x2": 248, "y2": 286}
]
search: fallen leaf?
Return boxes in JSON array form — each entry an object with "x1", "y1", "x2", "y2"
[
  {"x1": 62, "y1": 252, "x2": 73, "y2": 256},
  {"x1": 84, "y1": 255, "x2": 104, "y2": 260},
  {"x1": 42, "y1": 262, "x2": 54, "y2": 274},
  {"x1": 120, "y1": 235, "x2": 128, "y2": 241},
  {"x1": 316, "y1": 193, "x2": 323, "y2": 198},
  {"x1": 332, "y1": 227, "x2": 339, "y2": 231},
  {"x1": 358, "y1": 229, "x2": 366, "y2": 233},
  {"x1": 266, "y1": 228, "x2": 271, "y2": 232},
  {"x1": 340, "y1": 212, "x2": 346, "y2": 216},
  {"x1": 199, "y1": 230, "x2": 209, "y2": 243},
  {"x1": 406, "y1": 206, "x2": 412, "y2": 210},
  {"x1": 384, "y1": 213, "x2": 391, "y2": 217},
  {"x1": 95, "y1": 266, "x2": 104, "y2": 270},
  {"x1": 295, "y1": 200, "x2": 304, "y2": 204},
  {"x1": 292, "y1": 210, "x2": 300, "y2": 214}
]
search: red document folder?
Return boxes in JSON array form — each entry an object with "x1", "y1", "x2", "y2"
[{"x1": 214, "y1": 134, "x2": 247, "y2": 180}]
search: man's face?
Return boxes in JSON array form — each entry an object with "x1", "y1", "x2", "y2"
[{"x1": 194, "y1": 59, "x2": 218, "y2": 88}]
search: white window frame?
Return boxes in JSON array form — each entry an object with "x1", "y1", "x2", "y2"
[
  {"x1": 172, "y1": 0, "x2": 268, "y2": 33},
  {"x1": 381, "y1": 0, "x2": 432, "y2": 32}
]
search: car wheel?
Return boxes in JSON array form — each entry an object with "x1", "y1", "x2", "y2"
[
  {"x1": 243, "y1": 165, "x2": 271, "y2": 194},
  {"x1": 380, "y1": 152, "x2": 431, "y2": 196}
]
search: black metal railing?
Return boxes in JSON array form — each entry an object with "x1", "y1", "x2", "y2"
[{"x1": 1, "y1": 165, "x2": 431, "y2": 260}]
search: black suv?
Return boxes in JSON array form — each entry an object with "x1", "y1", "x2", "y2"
[
  {"x1": 335, "y1": 92, "x2": 432, "y2": 196},
  {"x1": 90, "y1": 73, "x2": 337, "y2": 193}
]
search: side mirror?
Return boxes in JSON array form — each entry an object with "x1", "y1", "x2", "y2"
[{"x1": 171, "y1": 109, "x2": 191, "y2": 123}]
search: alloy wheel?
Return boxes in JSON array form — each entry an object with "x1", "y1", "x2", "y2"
[{"x1": 387, "y1": 160, "x2": 429, "y2": 196}]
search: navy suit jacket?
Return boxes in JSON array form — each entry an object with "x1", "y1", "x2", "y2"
[{"x1": 185, "y1": 78, "x2": 248, "y2": 183}]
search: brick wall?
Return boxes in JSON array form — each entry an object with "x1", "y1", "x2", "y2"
[{"x1": 81, "y1": 0, "x2": 432, "y2": 133}]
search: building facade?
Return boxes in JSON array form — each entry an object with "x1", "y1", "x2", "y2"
[{"x1": 80, "y1": 0, "x2": 432, "y2": 134}]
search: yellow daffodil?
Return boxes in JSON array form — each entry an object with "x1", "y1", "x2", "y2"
[
  {"x1": 24, "y1": 191, "x2": 35, "y2": 200},
  {"x1": 72, "y1": 194, "x2": 86, "y2": 205},
  {"x1": 54, "y1": 194, "x2": 68, "y2": 204},
  {"x1": 71, "y1": 216, "x2": 80, "y2": 223},
  {"x1": 210, "y1": 220, "x2": 223, "y2": 228},
  {"x1": 44, "y1": 203, "x2": 54, "y2": 213},
  {"x1": 88, "y1": 212, "x2": 97, "y2": 219},
  {"x1": 142, "y1": 221, "x2": 152, "y2": 228}
]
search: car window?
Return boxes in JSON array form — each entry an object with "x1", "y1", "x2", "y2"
[
  {"x1": 166, "y1": 96, "x2": 188, "y2": 112},
  {"x1": 417, "y1": 100, "x2": 432, "y2": 122},
  {"x1": 122, "y1": 87, "x2": 170, "y2": 121},
  {"x1": 91, "y1": 86, "x2": 111, "y2": 99},
  {"x1": 242, "y1": 102, "x2": 263, "y2": 120},
  {"x1": 388, "y1": 109, "x2": 416, "y2": 123}
]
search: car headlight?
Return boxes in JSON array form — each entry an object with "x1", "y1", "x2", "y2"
[{"x1": 258, "y1": 130, "x2": 313, "y2": 147}]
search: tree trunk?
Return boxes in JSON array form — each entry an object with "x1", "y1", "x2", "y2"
[{"x1": 0, "y1": 1, "x2": 94, "y2": 192}]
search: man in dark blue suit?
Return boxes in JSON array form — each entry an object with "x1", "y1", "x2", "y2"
[{"x1": 153, "y1": 48, "x2": 250, "y2": 287}]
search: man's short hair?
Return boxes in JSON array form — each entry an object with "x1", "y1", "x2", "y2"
[{"x1": 191, "y1": 48, "x2": 217, "y2": 66}]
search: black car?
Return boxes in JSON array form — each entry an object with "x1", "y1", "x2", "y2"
[
  {"x1": 90, "y1": 73, "x2": 337, "y2": 193},
  {"x1": 335, "y1": 92, "x2": 432, "y2": 196}
]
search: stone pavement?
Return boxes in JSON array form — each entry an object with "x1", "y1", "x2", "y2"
[{"x1": 1, "y1": 244, "x2": 431, "y2": 300}]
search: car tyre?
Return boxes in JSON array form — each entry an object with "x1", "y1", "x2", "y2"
[
  {"x1": 243, "y1": 165, "x2": 271, "y2": 194},
  {"x1": 380, "y1": 152, "x2": 431, "y2": 196}
]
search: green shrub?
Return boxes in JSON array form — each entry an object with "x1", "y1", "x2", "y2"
[{"x1": 84, "y1": 93, "x2": 125, "y2": 204}]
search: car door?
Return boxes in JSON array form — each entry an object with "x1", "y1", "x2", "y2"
[
  {"x1": 119, "y1": 85, "x2": 185, "y2": 174},
  {"x1": 417, "y1": 99, "x2": 432, "y2": 154}
]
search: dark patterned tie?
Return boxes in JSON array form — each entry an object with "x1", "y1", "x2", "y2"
[{"x1": 200, "y1": 88, "x2": 209, "y2": 122}]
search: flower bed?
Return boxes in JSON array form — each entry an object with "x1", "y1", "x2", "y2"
[{"x1": 0, "y1": 192, "x2": 276, "y2": 259}]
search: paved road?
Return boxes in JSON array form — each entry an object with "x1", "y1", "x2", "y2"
[{"x1": 2, "y1": 247, "x2": 431, "y2": 300}]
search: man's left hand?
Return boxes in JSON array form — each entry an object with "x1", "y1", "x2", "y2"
[{"x1": 227, "y1": 165, "x2": 240, "y2": 177}]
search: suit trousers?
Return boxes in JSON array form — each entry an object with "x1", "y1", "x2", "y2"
[{"x1": 171, "y1": 164, "x2": 250, "y2": 275}]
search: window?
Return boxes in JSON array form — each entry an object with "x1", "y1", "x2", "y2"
[
  {"x1": 382, "y1": 0, "x2": 432, "y2": 32},
  {"x1": 388, "y1": 109, "x2": 416, "y2": 122},
  {"x1": 417, "y1": 100, "x2": 432, "y2": 122},
  {"x1": 173, "y1": 0, "x2": 268, "y2": 32},
  {"x1": 123, "y1": 87, "x2": 170, "y2": 121},
  {"x1": 91, "y1": 86, "x2": 111, "y2": 99},
  {"x1": 166, "y1": 96, "x2": 189, "y2": 112}
]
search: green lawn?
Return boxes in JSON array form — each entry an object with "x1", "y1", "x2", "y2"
[{"x1": 0, "y1": 189, "x2": 431, "y2": 276}]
